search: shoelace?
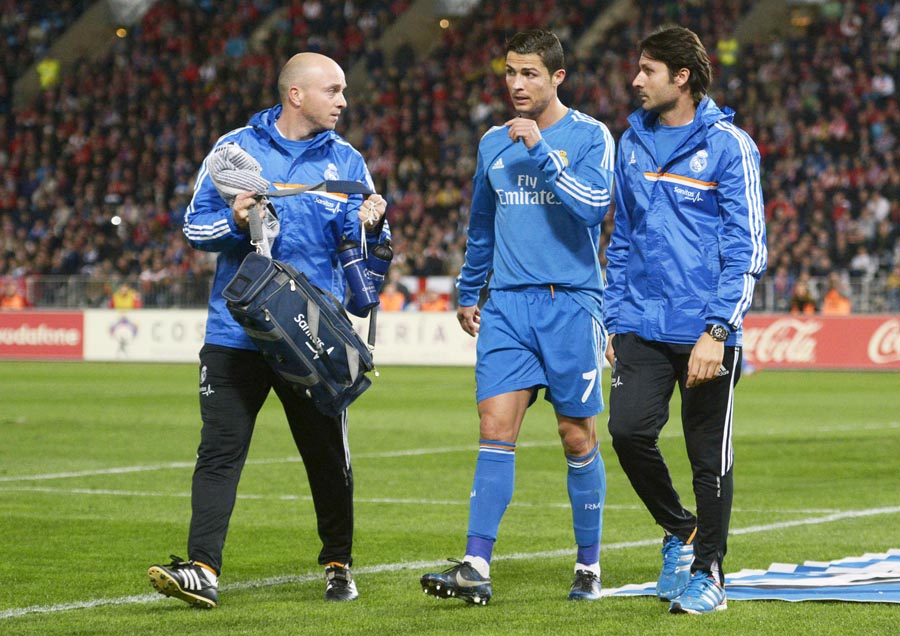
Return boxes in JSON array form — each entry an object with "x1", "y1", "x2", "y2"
[
  {"x1": 166, "y1": 554, "x2": 191, "y2": 568},
  {"x1": 661, "y1": 539, "x2": 686, "y2": 572},
  {"x1": 441, "y1": 558, "x2": 464, "y2": 572},
  {"x1": 440, "y1": 558, "x2": 479, "y2": 577},
  {"x1": 684, "y1": 573, "x2": 718, "y2": 596},
  {"x1": 573, "y1": 571, "x2": 598, "y2": 591}
]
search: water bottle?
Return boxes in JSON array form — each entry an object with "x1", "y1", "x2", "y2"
[
  {"x1": 338, "y1": 237, "x2": 379, "y2": 317},
  {"x1": 365, "y1": 240, "x2": 393, "y2": 293}
]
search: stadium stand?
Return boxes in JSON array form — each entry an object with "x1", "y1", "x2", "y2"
[
  {"x1": 0, "y1": 0, "x2": 90, "y2": 87},
  {"x1": 0, "y1": 0, "x2": 897, "y2": 312}
]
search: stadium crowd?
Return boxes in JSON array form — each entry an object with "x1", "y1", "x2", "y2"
[
  {"x1": 0, "y1": 0, "x2": 89, "y2": 87},
  {"x1": 0, "y1": 0, "x2": 898, "y2": 312}
]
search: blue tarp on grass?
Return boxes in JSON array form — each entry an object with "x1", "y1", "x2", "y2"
[{"x1": 602, "y1": 549, "x2": 900, "y2": 603}]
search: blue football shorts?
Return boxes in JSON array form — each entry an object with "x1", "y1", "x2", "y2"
[{"x1": 475, "y1": 287, "x2": 606, "y2": 417}]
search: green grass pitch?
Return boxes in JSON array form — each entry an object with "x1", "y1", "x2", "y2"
[{"x1": 0, "y1": 362, "x2": 898, "y2": 635}]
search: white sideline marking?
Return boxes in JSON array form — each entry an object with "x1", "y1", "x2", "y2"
[
  {"x1": 2, "y1": 421, "x2": 898, "y2": 484},
  {"x1": 0, "y1": 461, "x2": 197, "y2": 483},
  {"x1": 0, "y1": 442, "x2": 555, "y2": 483},
  {"x1": 0, "y1": 486, "x2": 843, "y2": 515},
  {"x1": 729, "y1": 507, "x2": 900, "y2": 534},
  {"x1": 3, "y1": 505, "x2": 899, "y2": 620}
]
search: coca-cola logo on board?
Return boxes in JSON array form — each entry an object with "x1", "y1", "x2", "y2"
[
  {"x1": 743, "y1": 318, "x2": 822, "y2": 363},
  {"x1": 868, "y1": 319, "x2": 900, "y2": 364}
]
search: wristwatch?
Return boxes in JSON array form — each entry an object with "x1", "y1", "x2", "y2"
[{"x1": 705, "y1": 324, "x2": 729, "y2": 342}]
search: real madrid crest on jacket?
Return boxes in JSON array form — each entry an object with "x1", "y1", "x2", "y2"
[{"x1": 606, "y1": 96, "x2": 767, "y2": 346}]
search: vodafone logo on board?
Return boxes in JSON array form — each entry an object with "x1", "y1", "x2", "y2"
[
  {"x1": 0, "y1": 312, "x2": 84, "y2": 359},
  {"x1": 0, "y1": 322, "x2": 81, "y2": 346}
]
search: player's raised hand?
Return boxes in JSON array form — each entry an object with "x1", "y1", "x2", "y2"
[{"x1": 505, "y1": 117, "x2": 541, "y2": 148}]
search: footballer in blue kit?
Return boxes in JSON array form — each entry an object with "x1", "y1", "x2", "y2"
[{"x1": 421, "y1": 30, "x2": 614, "y2": 604}]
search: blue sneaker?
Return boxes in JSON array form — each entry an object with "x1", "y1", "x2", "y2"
[
  {"x1": 421, "y1": 559, "x2": 492, "y2": 605},
  {"x1": 656, "y1": 534, "x2": 694, "y2": 600},
  {"x1": 669, "y1": 572, "x2": 727, "y2": 614}
]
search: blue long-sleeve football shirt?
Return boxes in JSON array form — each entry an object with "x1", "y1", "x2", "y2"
[{"x1": 457, "y1": 109, "x2": 615, "y2": 319}]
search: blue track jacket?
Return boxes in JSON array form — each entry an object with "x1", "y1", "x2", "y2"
[
  {"x1": 184, "y1": 105, "x2": 389, "y2": 350},
  {"x1": 605, "y1": 97, "x2": 767, "y2": 346},
  {"x1": 456, "y1": 109, "x2": 615, "y2": 321}
]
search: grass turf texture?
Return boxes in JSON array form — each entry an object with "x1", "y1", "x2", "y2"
[{"x1": 0, "y1": 362, "x2": 898, "y2": 635}]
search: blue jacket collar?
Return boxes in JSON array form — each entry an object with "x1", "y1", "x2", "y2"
[
  {"x1": 627, "y1": 96, "x2": 735, "y2": 135},
  {"x1": 249, "y1": 104, "x2": 338, "y2": 153}
]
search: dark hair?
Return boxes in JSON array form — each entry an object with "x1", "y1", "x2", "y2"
[
  {"x1": 640, "y1": 26, "x2": 711, "y2": 105},
  {"x1": 505, "y1": 30, "x2": 564, "y2": 75}
]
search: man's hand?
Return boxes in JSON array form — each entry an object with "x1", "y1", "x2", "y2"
[
  {"x1": 604, "y1": 333, "x2": 616, "y2": 367},
  {"x1": 359, "y1": 194, "x2": 387, "y2": 232},
  {"x1": 232, "y1": 191, "x2": 262, "y2": 231},
  {"x1": 457, "y1": 304, "x2": 481, "y2": 337},
  {"x1": 686, "y1": 332, "x2": 726, "y2": 388},
  {"x1": 505, "y1": 117, "x2": 541, "y2": 148}
]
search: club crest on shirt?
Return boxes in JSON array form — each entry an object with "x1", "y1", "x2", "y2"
[
  {"x1": 689, "y1": 150, "x2": 708, "y2": 173},
  {"x1": 557, "y1": 150, "x2": 569, "y2": 167},
  {"x1": 324, "y1": 163, "x2": 339, "y2": 180}
]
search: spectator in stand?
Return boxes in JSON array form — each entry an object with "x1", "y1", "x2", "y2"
[
  {"x1": 849, "y1": 245, "x2": 879, "y2": 280},
  {"x1": 378, "y1": 277, "x2": 407, "y2": 311},
  {"x1": 715, "y1": 32, "x2": 739, "y2": 87},
  {"x1": 418, "y1": 289, "x2": 448, "y2": 312},
  {"x1": 789, "y1": 279, "x2": 817, "y2": 314},
  {"x1": 109, "y1": 281, "x2": 142, "y2": 309},
  {"x1": 820, "y1": 272, "x2": 852, "y2": 315},
  {"x1": 764, "y1": 188, "x2": 797, "y2": 223},
  {"x1": 0, "y1": 280, "x2": 26, "y2": 309},
  {"x1": 770, "y1": 257, "x2": 796, "y2": 311},
  {"x1": 886, "y1": 263, "x2": 900, "y2": 311}
]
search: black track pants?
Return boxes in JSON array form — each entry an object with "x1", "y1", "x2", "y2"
[
  {"x1": 607, "y1": 333, "x2": 741, "y2": 580},
  {"x1": 188, "y1": 344, "x2": 353, "y2": 573}
]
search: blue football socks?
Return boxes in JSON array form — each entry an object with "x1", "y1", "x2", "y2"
[
  {"x1": 465, "y1": 440, "x2": 516, "y2": 564},
  {"x1": 567, "y1": 444, "x2": 605, "y2": 567}
]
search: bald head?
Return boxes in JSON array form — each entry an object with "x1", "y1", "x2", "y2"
[
  {"x1": 275, "y1": 52, "x2": 348, "y2": 139},
  {"x1": 278, "y1": 53, "x2": 344, "y2": 103}
]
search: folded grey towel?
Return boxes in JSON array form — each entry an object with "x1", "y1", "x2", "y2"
[
  {"x1": 208, "y1": 142, "x2": 271, "y2": 205},
  {"x1": 208, "y1": 142, "x2": 278, "y2": 255}
]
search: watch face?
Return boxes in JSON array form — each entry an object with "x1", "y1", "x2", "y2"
[{"x1": 708, "y1": 325, "x2": 728, "y2": 341}]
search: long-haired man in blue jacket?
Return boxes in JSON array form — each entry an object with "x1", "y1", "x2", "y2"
[
  {"x1": 148, "y1": 52, "x2": 389, "y2": 607},
  {"x1": 604, "y1": 26, "x2": 767, "y2": 614}
]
